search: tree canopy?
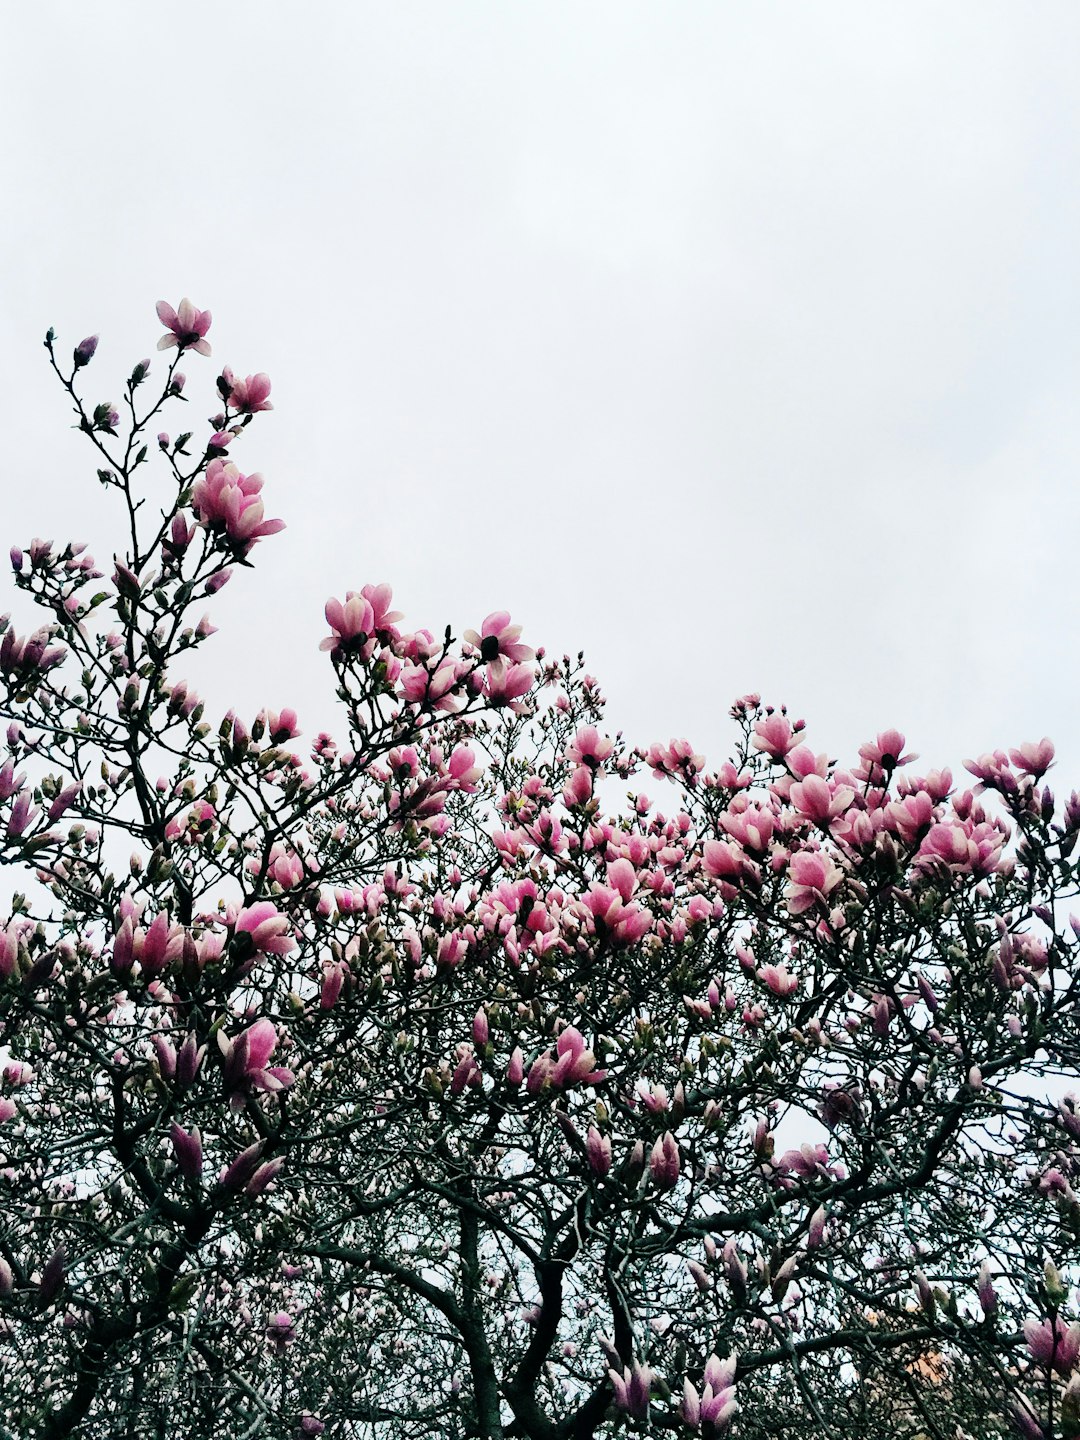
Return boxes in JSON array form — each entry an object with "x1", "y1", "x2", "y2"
[{"x1": 1, "y1": 303, "x2": 1079, "y2": 1440}]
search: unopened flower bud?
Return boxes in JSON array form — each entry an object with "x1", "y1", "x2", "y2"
[{"x1": 73, "y1": 335, "x2": 98, "y2": 368}]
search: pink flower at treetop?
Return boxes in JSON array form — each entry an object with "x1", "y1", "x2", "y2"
[
  {"x1": 463, "y1": 611, "x2": 534, "y2": 665},
  {"x1": 221, "y1": 367, "x2": 273, "y2": 413},
  {"x1": 191, "y1": 459, "x2": 285, "y2": 555},
  {"x1": 321, "y1": 585, "x2": 403, "y2": 655},
  {"x1": 322, "y1": 593, "x2": 374, "y2": 654},
  {"x1": 858, "y1": 729, "x2": 917, "y2": 773},
  {"x1": 156, "y1": 298, "x2": 213, "y2": 356},
  {"x1": 566, "y1": 725, "x2": 614, "y2": 770},
  {"x1": 1010, "y1": 737, "x2": 1055, "y2": 778},
  {"x1": 752, "y1": 713, "x2": 796, "y2": 759}
]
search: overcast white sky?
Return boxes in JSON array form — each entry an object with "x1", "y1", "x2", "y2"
[{"x1": 3, "y1": 3, "x2": 1079, "y2": 787}]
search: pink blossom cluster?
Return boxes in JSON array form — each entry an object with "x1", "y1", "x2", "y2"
[{"x1": 191, "y1": 458, "x2": 285, "y2": 555}]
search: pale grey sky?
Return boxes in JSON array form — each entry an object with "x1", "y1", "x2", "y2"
[{"x1": 3, "y1": 3, "x2": 1079, "y2": 784}]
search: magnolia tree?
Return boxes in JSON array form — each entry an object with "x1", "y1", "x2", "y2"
[{"x1": 1, "y1": 303, "x2": 1079, "y2": 1440}]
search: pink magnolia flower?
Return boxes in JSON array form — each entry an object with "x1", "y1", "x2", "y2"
[
  {"x1": 364, "y1": 583, "x2": 403, "y2": 635},
  {"x1": 883, "y1": 790, "x2": 936, "y2": 845},
  {"x1": 637, "y1": 1080, "x2": 670, "y2": 1114},
  {"x1": 752, "y1": 714, "x2": 796, "y2": 758},
  {"x1": 1010, "y1": 1399, "x2": 1047, "y2": 1440},
  {"x1": 170, "y1": 1123, "x2": 203, "y2": 1180},
  {"x1": 720, "y1": 804, "x2": 776, "y2": 854},
  {"x1": 644, "y1": 739, "x2": 706, "y2": 782},
  {"x1": 964, "y1": 749, "x2": 1016, "y2": 794},
  {"x1": 164, "y1": 800, "x2": 217, "y2": 845},
  {"x1": 563, "y1": 764, "x2": 593, "y2": 808},
  {"x1": 447, "y1": 746, "x2": 483, "y2": 791},
  {"x1": 703, "y1": 838, "x2": 751, "y2": 882},
  {"x1": 586, "y1": 1126, "x2": 612, "y2": 1176},
  {"x1": 450, "y1": 1045, "x2": 482, "y2": 1094},
  {"x1": 191, "y1": 459, "x2": 285, "y2": 555},
  {"x1": 778, "y1": 1142, "x2": 833, "y2": 1180},
  {"x1": 919, "y1": 820, "x2": 1005, "y2": 877},
  {"x1": 566, "y1": 726, "x2": 614, "y2": 769},
  {"x1": 206, "y1": 568, "x2": 232, "y2": 594},
  {"x1": 858, "y1": 729, "x2": 917, "y2": 773},
  {"x1": 400, "y1": 659, "x2": 466, "y2": 713},
  {"x1": 249, "y1": 842, "x2": 304, "y2": 890},
  {"x1": 219, "y1": 1017, "x2": 295, "y2": 1097},
  {"x1": 1058, "y1": 1094, "x2": 1080, "y2": 1141},
  {"x1": 1010, "y1": 737, "x2": 1055, "y2": 778},
  {"x1": 262, "y1": 708, "x2": 300, "y2": 743},
  {"x1": 220, "y1": 1138, "x2": 266, "y2": 1191},
  {"x1": 977, "y1": 1262, "x2": 998, "y2": 1319},
  {"x1": 110, "y1": 912, "x2": 186, "y2": 977},
  {"x1": 582, "y1": 884, "x2": 653, "y2": 944},
  {"x1": 463, "y1": 611, "x2": 534, "y2": 664},
  {"x1": 266, "y1": 1310, "x2": 296, "y2": 1352},
  {"x1": 609, "y1": 1360, "x2": 651, "y2": 1419},
  {"x1": 606, "y1": 857, "x2": 638, "y2": 901},
  {"x1": 73, "y1": 334, "x2": 98, "y2": 367},
  {"x1": 0, "y1": 761, "x2": 23, "y2": 802},
  {"x1": 687, "y1": 1259, "x2": 713, "y2": 1292},
  {"x1": 6, "y1": 791, "x2": 39, "y2": 839},
  {"x1": 484, "y1": 658, "x2": 533, "y2": 711},
  {"x1": 235, "y1": 902, "x2": 295, "y2": 956},
  {"x1": 176, "y1": 1033, "x2": 205, "y2": 1086},
  {"x1": 525, "y1": 1050, "x2": 554, "y2": 1094},
  {"x1": 156, "y1": 298, "x2": 212, "y2": 356},
  {"x1": 221, "y1": 367, "x2": 273, "y2": 412},
  {"x1": 434, "y1": 931, "x2": 469, "y2": 968},
  {"x1": 37, "y1": 1245, "x2": 67, "y2": 1305},
  {"x1": 786, "y1": 744, "x2": 830, "y2": 780},
  {"x1": 649, "y1": 1131, "x2": 680, "y2": 1189},
  {"x1": 786, "y1": 850, "x2": 844, "y2": 914},
  {"x1": 759, "y1": 963, "x2": 799, "y2": 998},
  {"x1": 550, "y1": 1026, "x2": 607, "y2": 1089},
  {"x1": 1024, "y1": 1316, "x2": 1080, "y2": 1375},
  {"x1": 789, "y1": 774, "x2": 854, "y2": 825},
  {"x1": 0, "y1": 626, "x2": 66, "y2": 679},
  {"x1": 152, "y1": 1036, "x2": 177, "y2": 1082},
  {"x1": 807, "y1": 1205, "x2": 827, "y2": 1248},
  {"x1": 321, "y1": 592, "x2": 375, "y2": 654},
  {"x1": 320, "y1": 960, "x2": 346, "y2": 1009},
  {"x1": 681, "y1": 1354, "x2": 738, "y2": 1430}
]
